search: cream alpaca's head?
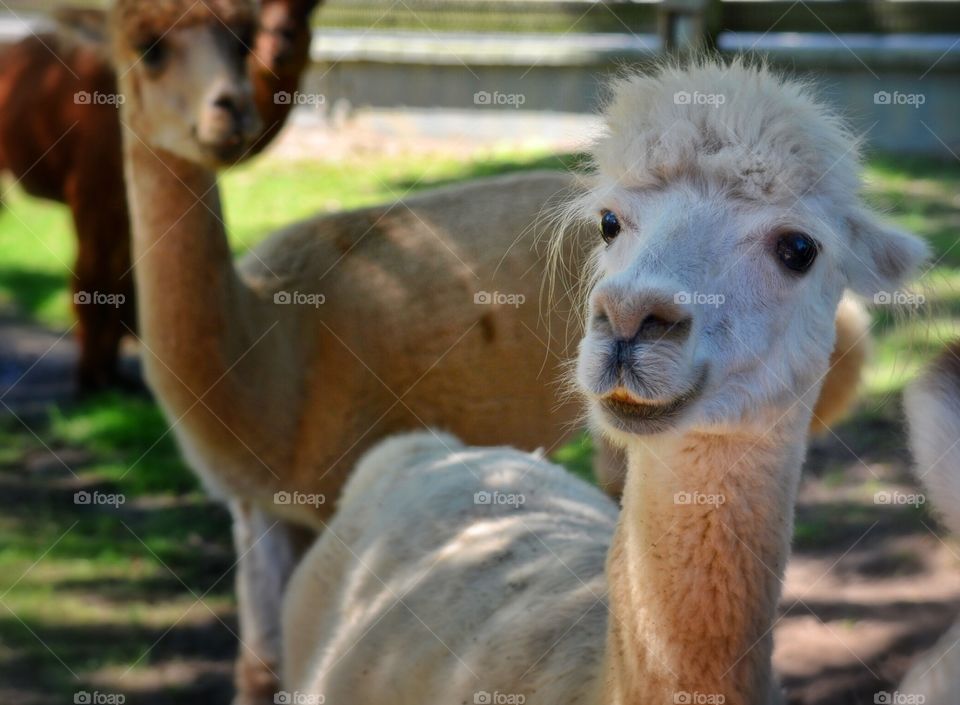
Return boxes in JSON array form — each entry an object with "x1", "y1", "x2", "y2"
[
  {"x1": 110, "y1": 0, "x2": 261, "y2": 167},
  {"x1": 572, "y1": 60, "x2": 928, "y2": 441}
]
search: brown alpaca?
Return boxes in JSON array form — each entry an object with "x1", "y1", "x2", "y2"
[{"x1": 0, "y1": 0, "x2": 320, "y2": 391}]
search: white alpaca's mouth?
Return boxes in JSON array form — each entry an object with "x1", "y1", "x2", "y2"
[{"x1": 597, "y1": 366, "x2": 708, "y2": 435}]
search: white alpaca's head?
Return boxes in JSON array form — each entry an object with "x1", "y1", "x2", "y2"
[
  {"x1": 571, "y1": 60, "x2": 928, "y2": 441},
  {"x1": 110, "y1": 0, "x2": 262, "y2": 167}
]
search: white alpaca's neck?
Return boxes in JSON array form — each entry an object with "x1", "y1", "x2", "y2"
[{"x1": 601, "y1": 422, "x2": 805, "y2": 705}]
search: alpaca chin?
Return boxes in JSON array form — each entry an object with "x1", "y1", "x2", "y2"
[{"x1": 594, "y1": 363, "x2": 709, "y2": 436}]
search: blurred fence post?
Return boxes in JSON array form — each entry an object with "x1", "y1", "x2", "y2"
[{"x1": 658, "y1": 0, "x2": 720, "y2": 52}]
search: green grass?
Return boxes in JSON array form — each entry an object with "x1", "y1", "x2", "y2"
[{"x1": 0, "y1": 147, "x2": 958, "y2": 702}]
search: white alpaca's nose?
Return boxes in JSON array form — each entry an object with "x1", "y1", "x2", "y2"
[{"x1": 591, "y1": 283, "x2": 693, "y2": 345}]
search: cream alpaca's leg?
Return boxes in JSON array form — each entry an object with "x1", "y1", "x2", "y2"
[{"x1": 230, "y1": 500, "x2": 314, "y2": 705}]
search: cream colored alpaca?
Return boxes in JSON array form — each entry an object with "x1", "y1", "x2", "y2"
[
  {"x1": 108, "y1": 2, "x2": 869, "y2": 699},
  {"x1": 282, "y1": 60, "x2": 927, "y2": 705},
  {"x1": 899, "y1": 341, "x2": 960, "y2": 704},
  {"x1": 108, "y1": 1, "x2": 592, "y2": 701}
]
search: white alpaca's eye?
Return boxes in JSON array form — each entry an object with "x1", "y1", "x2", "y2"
[
  {"x1": 600, "y1": 210, "x2": 621, "y2": 244},
  {"x1": 775, "y1": 231, "x2": 819, "y2": 274}
]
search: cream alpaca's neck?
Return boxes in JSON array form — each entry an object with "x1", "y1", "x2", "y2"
[
  {"x1": 603, "y1": 422, "x2": 805, "y2": 705},
  {"x1": 123, "y1": 137, "x2": 251, "y2": 388}
]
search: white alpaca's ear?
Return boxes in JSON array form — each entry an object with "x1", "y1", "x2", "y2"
[{"x1": 842, "y1": 210, "x2": 930, "y2": 297}]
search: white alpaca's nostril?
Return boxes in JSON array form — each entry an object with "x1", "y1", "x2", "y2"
[
  {"x1": 593, "y1": 287, "x2": 692, "y2": 345},
  {"x1": 635, "y1": 313, "x2": 692, "y2": 344}
]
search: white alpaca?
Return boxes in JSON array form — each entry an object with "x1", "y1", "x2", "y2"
[
  {"x1": 899, "y1": 341, "x2": 960, "y2": 704},
  {"x1": 281, "y1": 60, "x2": 927, "y2": 705}
]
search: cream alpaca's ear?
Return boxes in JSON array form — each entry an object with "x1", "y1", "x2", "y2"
[{"x1": 842, "y1": 210, "x2": 930, "y2": 297}]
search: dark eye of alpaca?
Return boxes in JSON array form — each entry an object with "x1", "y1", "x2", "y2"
[
  {"x1": 138, "y1": 38, "x2": 167, "y2": 70},
  {"x1": 775, "y1": 231, "x2": 819, "y2": 273},
  {"x1": 600, "y1": 210, "x2": 621, "y2": 244}
]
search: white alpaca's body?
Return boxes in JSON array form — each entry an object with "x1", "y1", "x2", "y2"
[{"x1": 283, "y1": 433, "x2": 614, "y2": 704}]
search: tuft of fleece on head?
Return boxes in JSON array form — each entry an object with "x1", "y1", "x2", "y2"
[
  {"x1": 110, "y1": 0, "x2": 257, "y2": 47},
  {"x1": 591, "y1": 58, "x2": 860, "y2": 206},
  {"x1": 904, "y1": 341, "x2": 960, "y2": 536}
]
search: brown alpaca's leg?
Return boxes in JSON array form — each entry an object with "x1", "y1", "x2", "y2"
[
  {"x1": 231, "y1": 500, "x2": 316, "y2": 705},
  {"x1": 66, "y1": 169, "x2": 134, "y2": 392}
]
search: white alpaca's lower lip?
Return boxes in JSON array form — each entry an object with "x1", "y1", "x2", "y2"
[{"x1": 597, "y1": 367, "x2": 708, "y2": 435}]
